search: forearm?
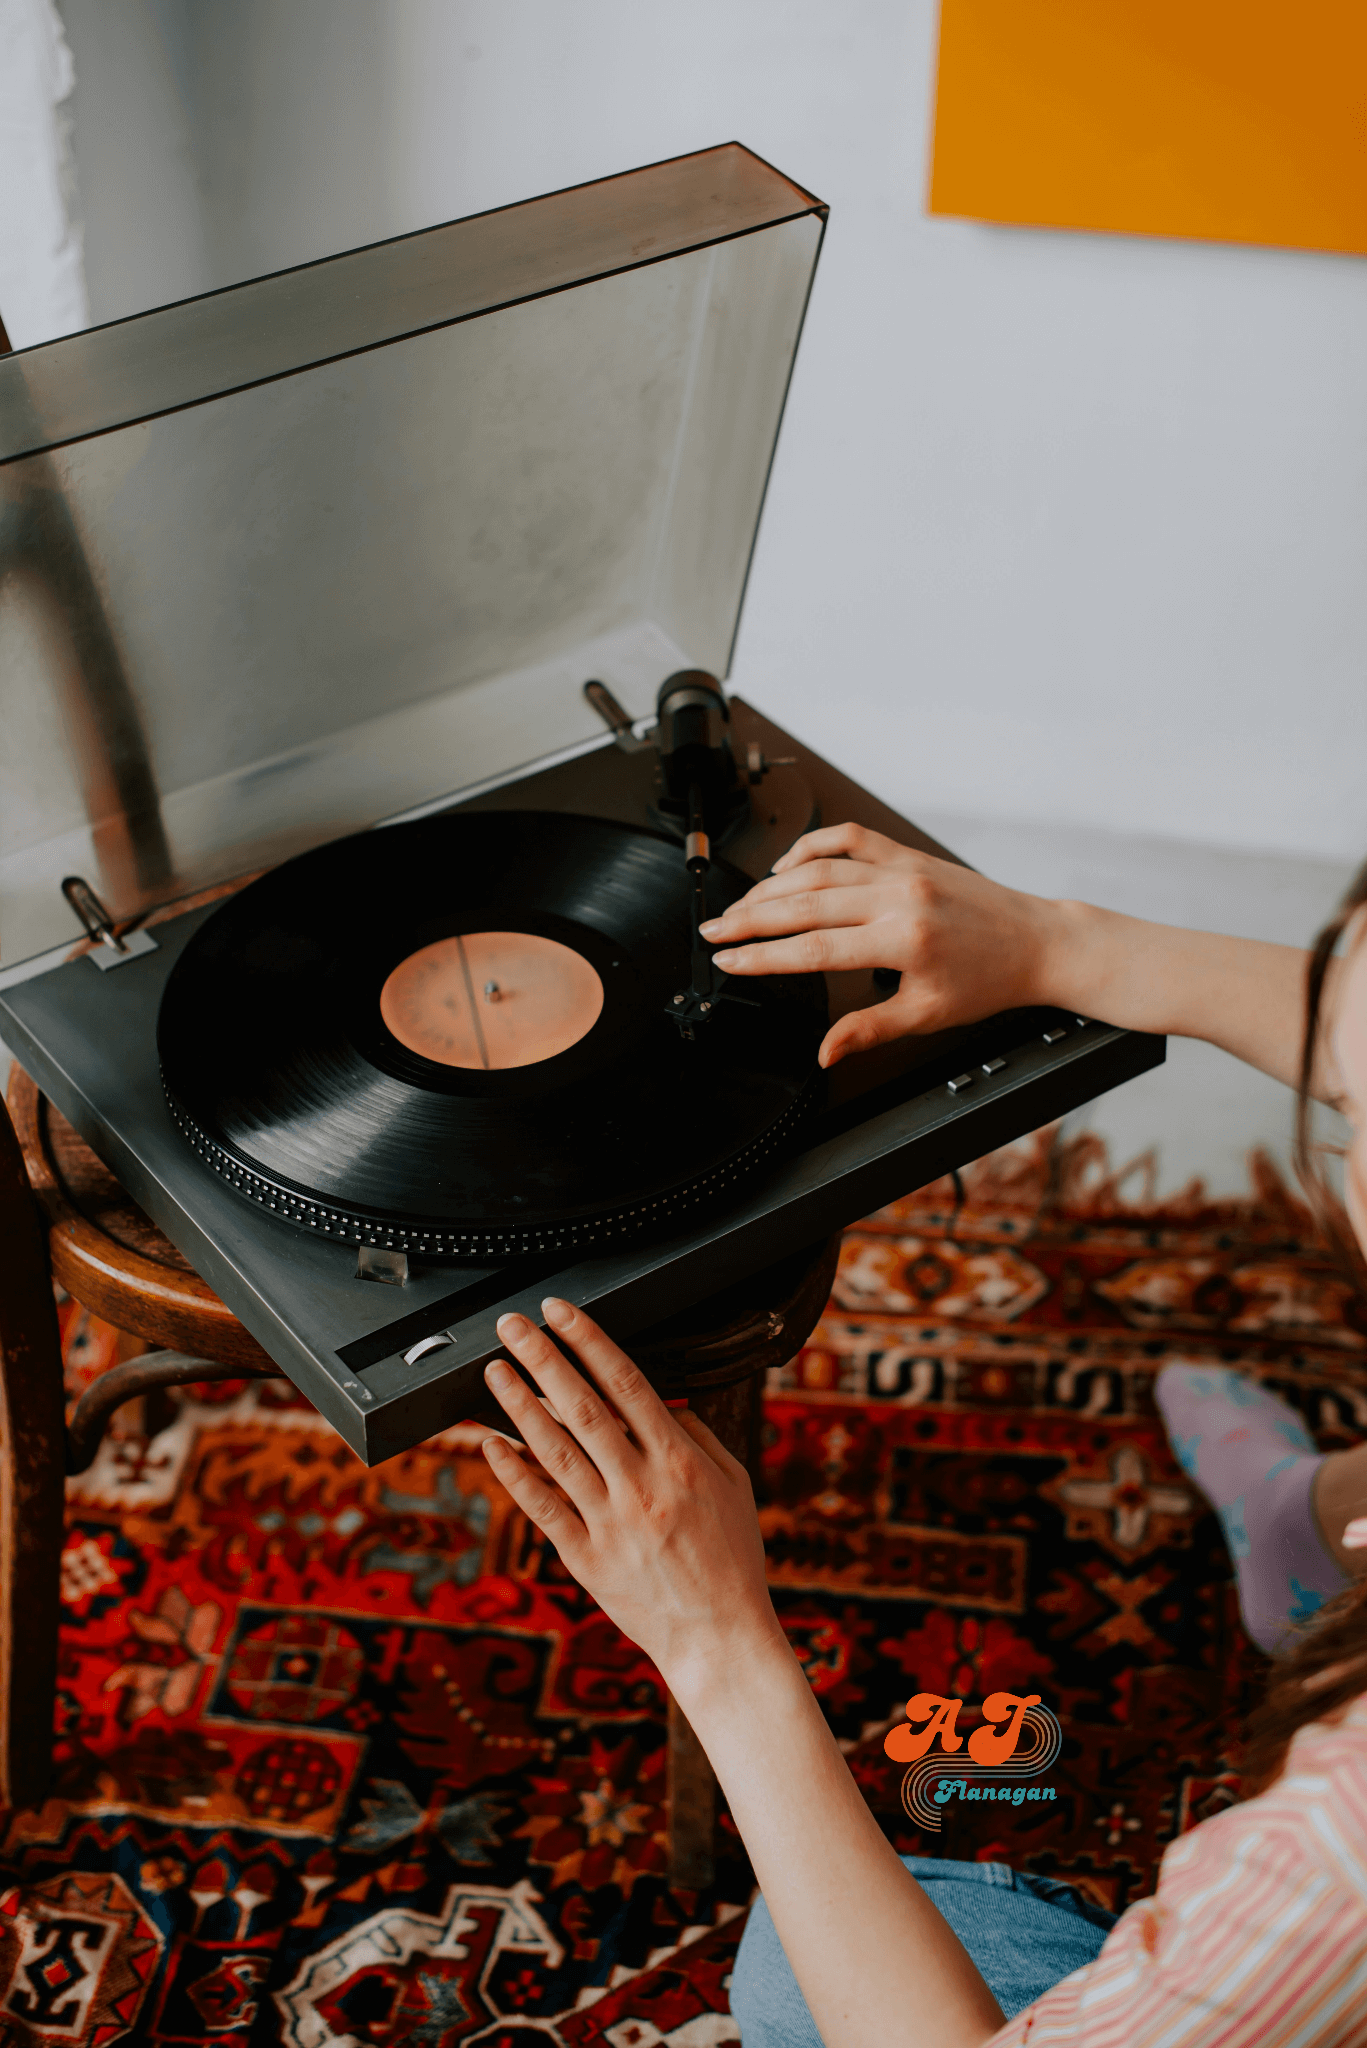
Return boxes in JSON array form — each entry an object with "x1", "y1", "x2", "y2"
[
  {"x1": 1032, "y1": 900, "x2": 1337, "y2": 1099},
  {"x1": 671, "y1": 1635, "x2": 1005, "y2": 2048}
]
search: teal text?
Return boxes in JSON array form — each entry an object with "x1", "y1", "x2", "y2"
[{"x1": 934, "y1": 1780, "x2": 1056, "y2": 1806}]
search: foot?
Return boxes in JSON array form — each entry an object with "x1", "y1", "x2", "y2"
[{"x1": 1154, "y1": 1364, "x2": 1347, "y2": 1655}]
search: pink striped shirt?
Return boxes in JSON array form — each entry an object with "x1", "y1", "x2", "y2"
[{"x1": 989, "y1": 1694, "x2": 1367, "y2": 2048}]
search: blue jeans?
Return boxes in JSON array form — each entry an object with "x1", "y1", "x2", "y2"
[{"x1": 730, "y1": 1856, "x2": 1117, "y2": 2043}]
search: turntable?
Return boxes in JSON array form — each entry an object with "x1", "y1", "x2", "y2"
[{"x1": 0, "y1": 146, "x2": 1162, "y2": 1463}]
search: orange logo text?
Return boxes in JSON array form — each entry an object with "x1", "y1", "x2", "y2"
[{"x1": 884, "y1": 1691, "x2": 1042, "y2": 1766}]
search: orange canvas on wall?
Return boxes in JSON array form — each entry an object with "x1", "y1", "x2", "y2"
[{"x1": 929, "y1": 0, "x2": 1367, "y2": 256}]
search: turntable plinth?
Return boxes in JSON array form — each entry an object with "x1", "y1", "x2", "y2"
[{"x1": 1, "y1": 1063, "x2": 838, "y2": 1878}]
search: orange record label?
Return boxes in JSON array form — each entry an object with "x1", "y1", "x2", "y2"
[{"x1": 379, "y1": 932, "x2": 604, "y2": 1071}]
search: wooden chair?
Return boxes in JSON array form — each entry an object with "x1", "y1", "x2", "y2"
[{"x1": 0, "y1": 1064, "x2": 838, "y2": 1882}]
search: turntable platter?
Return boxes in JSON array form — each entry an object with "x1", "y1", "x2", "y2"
[{"x1": 158, "y1": 811, "x2": 826, "y2": 1260}]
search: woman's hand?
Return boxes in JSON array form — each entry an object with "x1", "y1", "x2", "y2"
[
  {"x1": 698, "y1": 823, "x2": 1061, "y2": 1068},
  {"x1": 481, "y1": 1298, "x2": 1006, "y2": 2048},
  {"x1": 480, "y1": 1298, "x2": 787, "y2": 1699},
  {"x1": 698, "y1": 820, "x2": 1325, "y2": 1095}
]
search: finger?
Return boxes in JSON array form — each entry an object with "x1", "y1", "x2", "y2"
[
  {"x1": 772, "y1": 823, "x2": 909, "y2": 873},
  {"x1": 479, "y1": 1429, "x2": 574, "y2": 1497},
  {"x1": 703, "y1": 859, "x2": 881, "y2": 932},
  {"x1": 481, "y1": 1436, "x2": 590, "y2": 1565},
  {"x1": 700, "y1": 869, "x2": 881, "y2": 945},
  {"x1": 484, "y1": 1430, "x2": 570, "y2": 1492},
  {"x1": 497, "y1": 1312, "x2": 643, "y2": 1478},
  {"x1": 484, "y1": 1350, "x2": 609, "y2": 1511},
  {"x1": 817, "y1": 994, "x2": 919, "y2": 1069},
  {"x1": 675, "y1": 1408, "x2": 752, "y2": 1488},
  {"x1": 701, "y1": 884, "x2": 887, "y2": 945},
  {"x1": 710, "y1": 925, "x2": 890, "y2": 978},
  {"x1": 538, "y1": 1392, "x2": 629, "y2": 1437},
  {"x1": 541, "y1": 1298, "x2": 676, "y2": 1452}
]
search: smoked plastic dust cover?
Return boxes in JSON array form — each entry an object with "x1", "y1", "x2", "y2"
[{"x1": 0, "y1": 145, "x2": 826, "y2": 969}]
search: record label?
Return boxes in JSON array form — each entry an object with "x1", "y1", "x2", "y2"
[{"x1": 379, "y1": 932, "x2": 605, "y2": 1070}]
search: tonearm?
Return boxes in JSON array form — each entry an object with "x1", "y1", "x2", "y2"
[{"x1": 583, "y1": 671, "x2": 791, "y2": 1037}]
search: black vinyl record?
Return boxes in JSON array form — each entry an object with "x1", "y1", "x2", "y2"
[{"x1": 158, "y1": 811, "x2": 827, "y2": 1260}]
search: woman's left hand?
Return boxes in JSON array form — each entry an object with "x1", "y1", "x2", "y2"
[
  {"x1": 483, "y1": 1301, "x2": 1006, "y2": 2048},
  {"x1": 480, "y1": 1299, "x2": 786, "y2": 1702}
]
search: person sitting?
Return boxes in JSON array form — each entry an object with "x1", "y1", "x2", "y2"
[{"x1": 477, "y1": 824, "x2": 1367, "y2": 2047}]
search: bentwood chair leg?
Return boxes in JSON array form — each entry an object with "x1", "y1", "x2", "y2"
[
  {"x1": 0, "y1": 1096, "x2": 68, "y2": 1810},
  {"x1": 665, "y1": 1367, "x2": 765, "y2": 1891},
  {"x1": 666, "y1": 1697, "x2": 717, "y2": 1890}
]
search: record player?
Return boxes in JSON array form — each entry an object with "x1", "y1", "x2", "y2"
[{"x1": 0, "y1": 145, "x2": 1163, "y2": 1463}]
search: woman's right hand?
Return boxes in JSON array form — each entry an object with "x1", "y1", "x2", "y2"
[{"x1": 699, "y1": 823, "x2": 1065, "y2": 1068}]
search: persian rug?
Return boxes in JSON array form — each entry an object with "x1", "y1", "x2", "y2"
[{"x1": 4, "y1": 1128, "x2": 1362, "y2": 2046}]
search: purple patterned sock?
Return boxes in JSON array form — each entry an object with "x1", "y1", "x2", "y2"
[{"x1": 1154, "y1": 1364, "x2": 1347, "y2": 1656}]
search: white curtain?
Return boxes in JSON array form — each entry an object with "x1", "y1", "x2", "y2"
[{"x1": 0, "y1": 0, "x2": 88, "y2": 348}]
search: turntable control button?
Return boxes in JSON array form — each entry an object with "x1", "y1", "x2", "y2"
[
  {"x1": 484, "y1": 981, "x2": 502, "y2": 1003},
  {"x1": 403, "y1": 1333, "x2": 456, "y2": 1366},
  {"x1": 947, "y1": 1073, "x2": 974, "y2": 1093},
  {"x1": 981, "y1": 1057, "x2": 1006, "y2": 1075},
  {"x1": 1042, "y1": 1026, "x2": 1067, "y2": 1043}
]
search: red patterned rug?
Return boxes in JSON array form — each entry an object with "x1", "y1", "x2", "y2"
[{"x1": 6, "y1": 1128, "x2": 1364, "y2": 2045}]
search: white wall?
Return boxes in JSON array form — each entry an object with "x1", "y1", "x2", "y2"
[
  {"x1": 58, "y1": 0, "x2": 209, "y2": 322},
  {"x1": 0, "y1": 0, "x2": 87, "y2": 345},
  {"x1": 53, "y1": 0, "x2": 1367, "y2": 866}
]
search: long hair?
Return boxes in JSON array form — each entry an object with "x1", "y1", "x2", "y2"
[
  {"x1": 1242, "y1": 1577, "x2": 1367, "y2": 1795},
  {"x1": 1294, "y1": 858, "x2": 1367, "y2": 1286},
  {"x1": 1245, "y1": 861, "x2": 1367, "y2": 1790}
]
